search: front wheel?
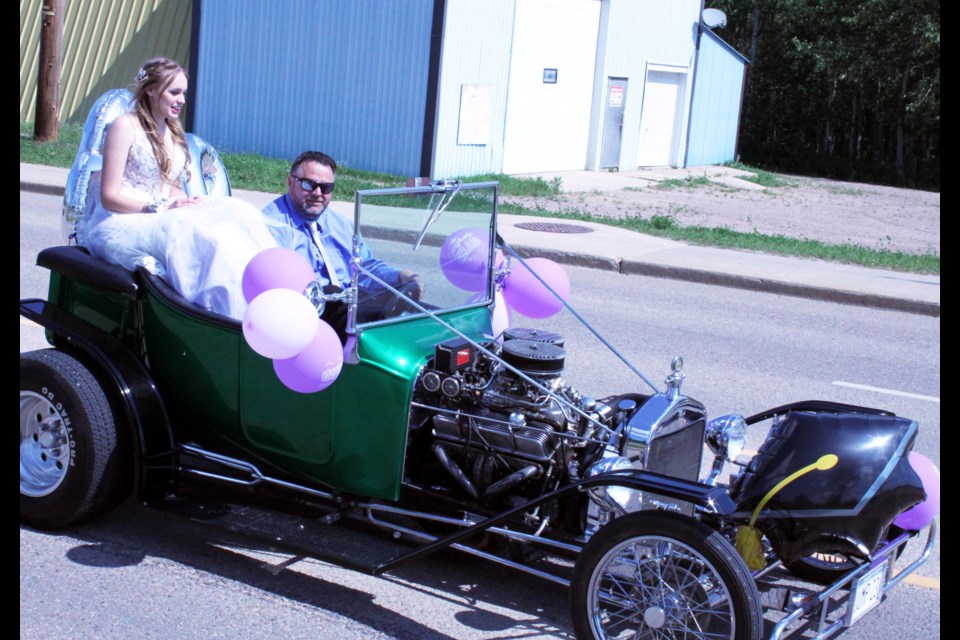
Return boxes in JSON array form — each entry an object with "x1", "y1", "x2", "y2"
[
  {"x1": 571, "y1": 511, "x2": 762, "y2": 640},
  {"x1": 20, "y1": 349, "x2": 130, "y2": 529}
]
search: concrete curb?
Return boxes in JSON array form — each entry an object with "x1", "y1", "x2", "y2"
[
  {"x1": 618, "y1": 260, "x2": 940, "y2": 317},
  {"x1": 510, "y1": 244, "x2": 940, "y2": 317},
  {"x1": 21, "y1": 181, "x2": 64, "y2": 197},
  {"x1": 21, "y1": 178, "x2": 939, "y2": 317}
]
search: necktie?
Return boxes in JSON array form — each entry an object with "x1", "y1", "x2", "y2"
[{"x1": 309, "y1": 221, "x2": 341, "y2": 288}]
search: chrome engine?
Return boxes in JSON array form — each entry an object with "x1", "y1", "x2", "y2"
[{"x1": 407, "y1": 329, "x2": 706, "y2": 521}]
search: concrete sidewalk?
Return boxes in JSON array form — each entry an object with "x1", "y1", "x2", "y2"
[{"x1": 21, "y1": 162, "x2": 939, "y2": 316}]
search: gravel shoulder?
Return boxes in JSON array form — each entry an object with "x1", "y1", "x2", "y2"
[{"x1": 505, "y1": 167, "x2": 940, "y2": 257}]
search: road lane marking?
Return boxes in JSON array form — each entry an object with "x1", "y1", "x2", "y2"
[
  {"x1": 904, "y1": 574, "x2": 940, "y2": 590},
  {"x1": 832, "y1": 381, "x2": 939, "y2": 403}
]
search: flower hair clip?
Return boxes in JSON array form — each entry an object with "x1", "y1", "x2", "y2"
[{"x1": 134, "y1": 67, "x2": 147, "y2": 83}]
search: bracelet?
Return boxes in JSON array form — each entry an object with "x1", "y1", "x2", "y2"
[{"x1": 145, "y1": 196, "x2": 170, "y2": 213}]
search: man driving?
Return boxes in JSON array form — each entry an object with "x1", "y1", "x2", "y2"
[{"x1": 262, "y1": 151, "x2": 424, "y2": 324}]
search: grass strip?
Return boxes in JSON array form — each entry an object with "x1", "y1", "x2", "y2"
[
  {"x1": 654, "y1": 175, "x2": 714, "y2": 190},
  {"x1": 724, "y1": 161, "x2": 794, "y2": 188},
  {"x1": 21, "y1": 123, "x2": 938, "y2": 274},
  {"x1": 20, "y1": 122, "x2": 83, "y2": 167},
  {"x1": 496, "y1": 204, "x2": 939, "y2": 274}
]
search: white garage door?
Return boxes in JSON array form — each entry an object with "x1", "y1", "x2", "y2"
[
  {"x1": 636, "y1": 70, "x2": 686, "y2": 167},
  {"x1": 501, "y1": 0, "x2": 601, "y2": 174}
]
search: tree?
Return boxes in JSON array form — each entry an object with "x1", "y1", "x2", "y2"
[{"x1": 711, "y1": 0, "x2": 939, "y2": 189}]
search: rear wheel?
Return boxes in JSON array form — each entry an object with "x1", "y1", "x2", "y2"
[
  {"x1": 571, "y1": 511, "x2": 762, "y2": 640},
  {"x1": 20, "y1": 349, "x2": 130, "y2": 529}
]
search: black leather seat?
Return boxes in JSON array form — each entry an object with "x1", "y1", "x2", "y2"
[{"x1": 37, "y1": 246, "x2": 139, "y2": 299}]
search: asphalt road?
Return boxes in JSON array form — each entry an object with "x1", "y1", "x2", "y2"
[{"x1": 20, "y1": 190, "x2": 940, "y2": 639}]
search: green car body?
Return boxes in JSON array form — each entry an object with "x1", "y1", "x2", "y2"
[{"x1": 41, "y1": 183, "x2": 501, "y2": 501}]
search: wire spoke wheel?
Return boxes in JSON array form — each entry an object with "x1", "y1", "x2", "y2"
[
  {"x1": 590, "y1": 536, "x2": 733, "y2": 639},
  {"x1": 571, "y1": 512, "x2": 761, "y2": 640}
]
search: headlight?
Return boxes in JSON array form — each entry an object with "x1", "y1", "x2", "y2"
[{"x1": 705, "y1": 414, "x2": 747, "y2": 461}]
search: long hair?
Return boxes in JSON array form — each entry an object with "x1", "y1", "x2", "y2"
[{"x1": 132, "y1": 57, "x2": 191, "y2": 185}]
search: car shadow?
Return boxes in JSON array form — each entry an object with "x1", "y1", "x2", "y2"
[{"x1": 22, "y1": 497, "x2": 575, "y2": 639}]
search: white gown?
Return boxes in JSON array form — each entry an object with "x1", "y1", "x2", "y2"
[{"x1": 79, "y1": 119, "x2": 287, "y2": 320}]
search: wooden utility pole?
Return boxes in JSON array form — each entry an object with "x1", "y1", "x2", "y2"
[{"x1": 34, "y1": 0, "x2": 65, "y2": 142}]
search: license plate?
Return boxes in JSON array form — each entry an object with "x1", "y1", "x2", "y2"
[{"x1": 847, "y1": 559, "x2": 888, "y2": 625}]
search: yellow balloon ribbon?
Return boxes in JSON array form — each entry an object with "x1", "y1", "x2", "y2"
[
  {"x1": 735, "y1": 526, "x2": 767, "y2": 571},
  {"x1": 735, "y1": 454, "x2": 838, "y2": 571}
]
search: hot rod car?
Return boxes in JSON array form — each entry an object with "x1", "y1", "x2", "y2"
[{"x1": 21, "y1": 176, "x2": 937, "y2": 639}]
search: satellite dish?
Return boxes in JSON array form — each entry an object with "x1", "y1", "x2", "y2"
[{"x1": 702, "y1": 8, "x2": 727, "y2": 28}]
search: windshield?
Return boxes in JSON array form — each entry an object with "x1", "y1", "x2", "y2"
[{"x1": 351, "y1": 182, "x2": 499, "y2": 330}]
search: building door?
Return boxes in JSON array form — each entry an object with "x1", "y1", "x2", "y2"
[
  {"x1": 600, "y1": 78, "x2": 628, "y2": 170},
  {"x1": 636, "y1": 69, "x2": 686, "y2": 167},
  {"x1": 501, "y1": 0, "x2": 601, "y2": 174}
]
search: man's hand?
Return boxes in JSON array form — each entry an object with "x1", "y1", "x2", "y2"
[{"x1": 398, "y1": 269, "x2": 425, "y2": 300}]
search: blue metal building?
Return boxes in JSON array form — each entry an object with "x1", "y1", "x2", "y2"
[
  {"x1": 685, "y1": 27, "x2": 749, "y2": 167},
  {"x1": 191, "y1": 0, "x2": 748, "y2": 177}
]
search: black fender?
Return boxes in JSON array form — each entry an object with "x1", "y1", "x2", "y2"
[
  {"x1": 745, "y1": 400, "x2": 894, "y2": 425},
  {"x1": 732, "y1": 409, "x2": 922, "y2": 563},
  {"x1": 573, "y1": 469, "x2": 736, "y2": 514},
  {"x1": 20, "y1": 298, "x2": 176, "y2": 500}
]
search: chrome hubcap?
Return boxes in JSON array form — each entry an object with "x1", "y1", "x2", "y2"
[
  {"x1": 643, "y1": 606, "x2": 666, "y2": 628},
  {"x1": 20, "y1": 391, "x2": 71, "y2": 497}
]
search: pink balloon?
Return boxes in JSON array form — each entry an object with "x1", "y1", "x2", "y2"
[
  {"x1": 242, "y1": 289, "x2": 319, "y2": 359},
  {"x1": 273, "y1": 320, "x2": 344, "y2": 393},
  {"x1": 501, "y1": 257, "x2": 570, "y2": 319},
  {"x1": 440, "y1": 228, "x2": 492, "y2": 291},
  {"x1": 894, "y1": 451, "x2": 940, "y2": 531},
  {"x1": 242, "y1": 248, "x2": 316, "y2": 303}
]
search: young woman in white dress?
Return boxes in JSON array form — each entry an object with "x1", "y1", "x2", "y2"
[{"x1": 81, "y1": 57, "x2": 288, "y2": 320}]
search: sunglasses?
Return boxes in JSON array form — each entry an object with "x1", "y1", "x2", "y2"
[{"x1": 291, "y1": 175, "x2": 335, "y2": 194}]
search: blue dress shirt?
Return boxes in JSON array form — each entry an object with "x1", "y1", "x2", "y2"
[{"x1": 262, "y1": 194, "x2": 401, "y2": 293}]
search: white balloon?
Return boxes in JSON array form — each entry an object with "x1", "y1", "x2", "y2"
[
  {"x1": 492, "y1": 289, "x2": 512, "y2": 341},
  {"x1": 242, "y1": 289, "x2": 319, "y2": 359}
]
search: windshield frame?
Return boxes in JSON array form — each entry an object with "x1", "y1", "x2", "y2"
[{"x1": 347, "y1": 181, "x2": 500, "y2": 335}]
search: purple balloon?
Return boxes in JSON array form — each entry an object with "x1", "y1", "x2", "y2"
[
  {"x1": 273, "y1": 320, "x2": 344, "y2": 393},
  {"x1": 440, "y1": 228, "x2": 492, "y2": 291},
  {"x1": 894, "y1": 451, "x2": 940, "y2": 531},
  {"x1": 501, "y1": 257, "x2": 570, "y2": 319},
  {"x1": 242, "y1": 289, "x2": 319, "y2": 359},
  {"x1": 242, "y1": 247, "x2": 316, "y2": 304}
]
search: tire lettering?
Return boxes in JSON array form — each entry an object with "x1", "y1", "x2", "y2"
[{"x1": 34, "y1": 378, "x2": 80, "y2": 466}]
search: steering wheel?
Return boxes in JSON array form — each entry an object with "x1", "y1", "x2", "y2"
[{"x1": 380, "y1": 279, "x2": 424, "y2": 319}]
